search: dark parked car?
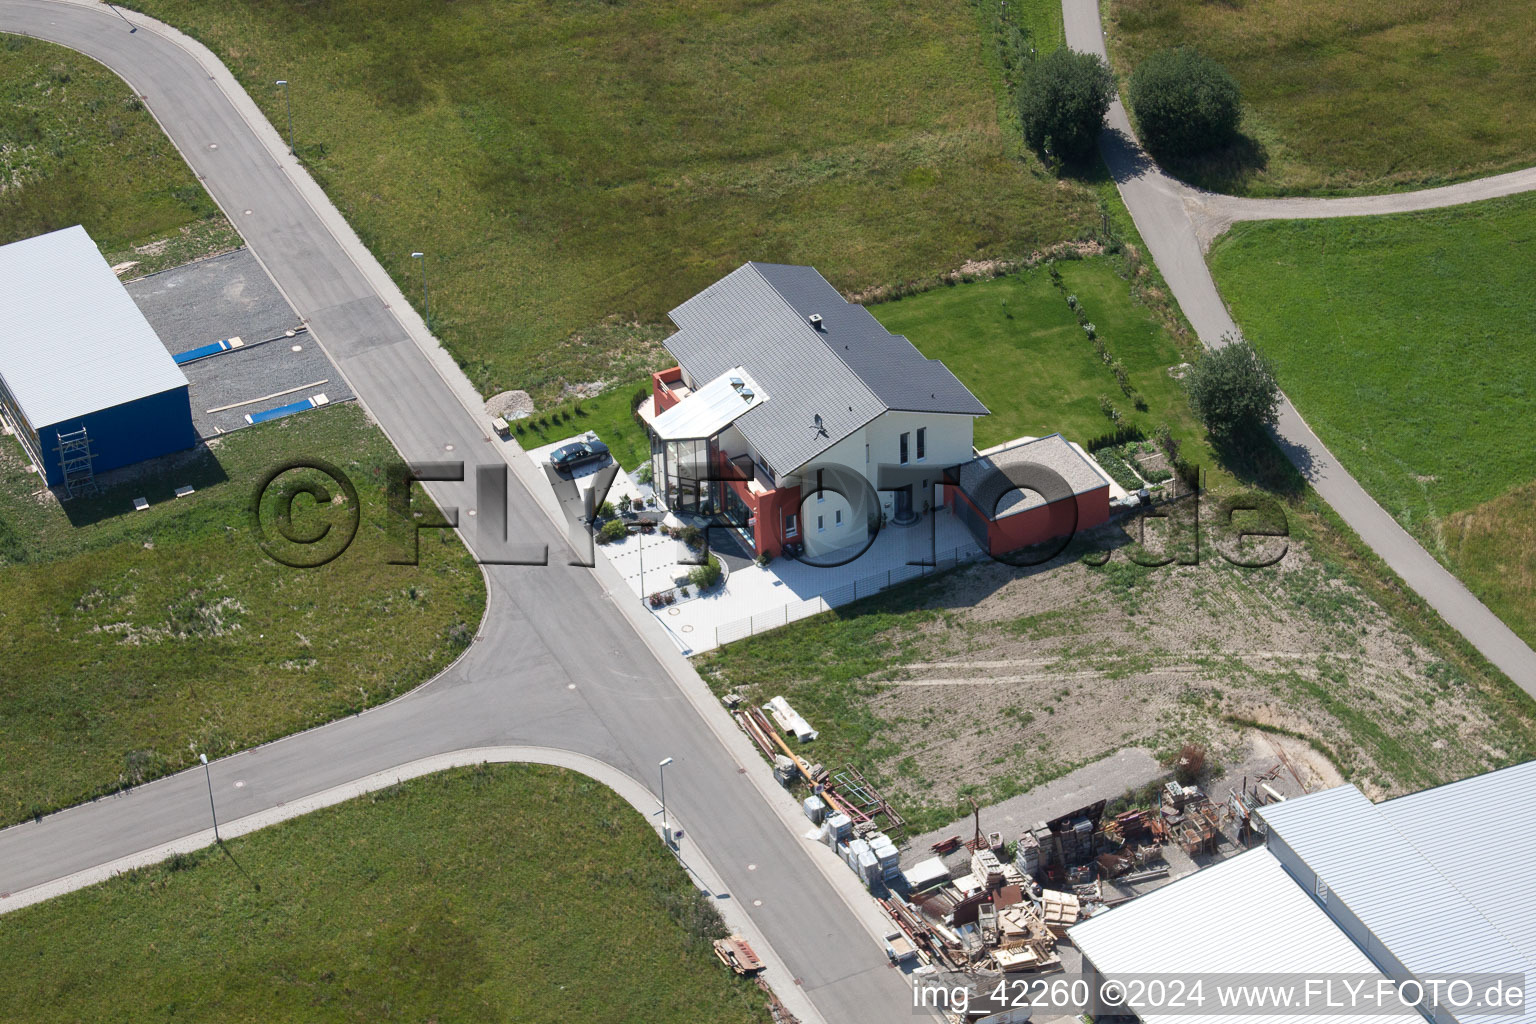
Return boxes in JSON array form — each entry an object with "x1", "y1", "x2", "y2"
[{"x1": 550, "y1": 439, "x2": 610, "y2": 472}]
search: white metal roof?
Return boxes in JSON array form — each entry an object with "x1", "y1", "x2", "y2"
[
  {"x1": 0, "y1": 225, "x2": 188, "y2": 428},
  {"x1": 1257, "y1": 783, "x2": 1532, "y2": 1024},
  {"x1": 1379, "y1": 762, "x2": 1536, "y2": 972},
  {"x1": 1071, "y1": 849, "x2": 1417, "y2": 1024},
  {"x1": 649, "y1": 366, "x2": 766, "y2": 441}
]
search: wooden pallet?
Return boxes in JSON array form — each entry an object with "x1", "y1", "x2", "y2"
[{"x1": 714, "y1": 936, "x2": 766, "y2": 975}]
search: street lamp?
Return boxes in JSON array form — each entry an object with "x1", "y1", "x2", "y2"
[
  {"x1": 658, "y1": 757, "x2": 674, "y2": 846},
  {"x1": 410, "y1": 252, "x2": 431, "y2": 330},
  {"x1": 199, "y1": 753, "x2": 220, "y2": 843},
  {"x1": 274, "y1": 80, "x2": 295, "y2": 156}
]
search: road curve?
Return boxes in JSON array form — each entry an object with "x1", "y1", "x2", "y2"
[
  {"x1": 1194, "y1": 165, "x2": 1536, "y2": 249},
  {"x1": 0, "y1": 745, "x2": 822, "y2": 1022},
  {"x1": 1060, "y1": 0, "x2": 1536, "y2": 695},
  {"x1": 0, "y1": 3, "x2": 918, "y2": 1019}
]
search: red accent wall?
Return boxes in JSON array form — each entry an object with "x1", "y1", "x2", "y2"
[
  {"x1": 947, "y1": 484, "x2": 1110, "y2": 556},
  {"x1": 715, "y1": 450, "x2": 801, "y2": 557},
  {"x1": 652, "y1": 366, "x2": 685, "y2": 417}
]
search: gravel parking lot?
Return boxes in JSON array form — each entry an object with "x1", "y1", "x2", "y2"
[{"x1": 125, "y1": 249, "x2": 354, "y2": 435}]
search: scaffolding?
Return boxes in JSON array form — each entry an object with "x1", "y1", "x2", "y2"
[{"x1": 54, "y1": 425, "x2": 97, "y2": 498}]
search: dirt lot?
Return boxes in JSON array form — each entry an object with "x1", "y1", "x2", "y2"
[{"x1": 700, "y1": 502, "x2": 1536, "y2": 831}]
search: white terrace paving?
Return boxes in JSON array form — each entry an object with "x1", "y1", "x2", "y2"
[{"x1": 611, "y1": 507, "x2": 983, "y2": 654}]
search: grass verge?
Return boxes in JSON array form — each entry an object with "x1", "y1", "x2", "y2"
[
  {"x1": 514, "y1": 376, "x2": 655, "y2": 472},
  {"x1": 120, "y1": 0, "x2": 1097, "y2": 404},
  {"x1": 0, "y1": 35, "x2": 239, "y2": 268},
  {"x1": 0, "y1": 764, "x2": 770, "y2": 1024},
  {"x1": 0, "y1": 404, "x2": 485, "y2": 825},
  {"x1": 1209, "y1": 194, "x2": 1536, "y2": 645},
  {"x1": 1102, "y1": 0, "x2": 1536, "y2": 196}
]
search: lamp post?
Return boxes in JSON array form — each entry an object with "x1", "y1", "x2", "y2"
[
  {"x1": 199, "y1": 753, "x2": 220, "y2": 843},
  {"x1": 411, "y1": 251, "x2": 430, "y2": 330},
  {"x1": 274, "y1": 80, "x2": 294, "y2": 156},
  {"x1": 658, "y1": 756, "x2": 674, "y2": 846}
]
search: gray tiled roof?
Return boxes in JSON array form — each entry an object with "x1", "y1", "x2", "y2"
[
  {"x1": 956, "y1": 434, "x2": 1109, "y2": 519},
  {"x1": 665, "y1": 263, "x2": 987, "y2": 475}
]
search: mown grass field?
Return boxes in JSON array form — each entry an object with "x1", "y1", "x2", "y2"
[
  {"x1": 0, "y1": 765, "x2": 771, "y2": 1024},
  {"x1": 1209, "y1": 194, "x2": 1536, "y2": 646},
  {"x1": 1103, "y1": 0, "x2": 1536, "y2": 195},
  {"x1": 122, "y1": 0, "x2": 1097, "y2": 404},
  {"x1": 0, "y1": 35, "x2": 240, "y2": 273},
  {"x1": 0, "y1": 404, "x2": 485, "y2": 824},
  {"x1": 872, "y1": 256, "x2": 1210, "y2": 463}
]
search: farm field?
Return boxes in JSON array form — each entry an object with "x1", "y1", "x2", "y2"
[
  {"x1": 1103, "y1": 0, "x2": 1536, "y2": 195},
  {"x1": 0, "y1": 765, "x2": 771, "y2": 1024},
  {"x1": 123, "y1": 0, "x2": 1097, "y2": 405},
  {"x1": 0, "y1": 35, "x2": 241, "y2": 274},
  {"x1": 0, "y1": 404, "x2": 485, "y2": 825},
  {"x1": 1209, "y1": 194, "x2": 1536, "y2": 647}
]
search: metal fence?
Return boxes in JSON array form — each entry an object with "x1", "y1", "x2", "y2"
[{"x1": 713, "y1": 545, "x2": 981, "y2": 647}]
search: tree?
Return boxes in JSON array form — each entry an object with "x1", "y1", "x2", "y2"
[
  {"x1": 1018, "y1": 48, "x2": 1114, "y2": 162},
  {"x1": 1185, "y1": 337, "x2": 1280, "y2": 437},
  {"x1": 1127, "y1": 47, "x2": 1241, "y2": 157}
]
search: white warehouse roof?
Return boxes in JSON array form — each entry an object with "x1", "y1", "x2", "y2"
[
  {"x1": 1257, "y1": 783, "x2": 1531, "y2": 1024},
  {"x1": 1070, "y1": 849, "x2": 1418, "y2": 1024},
  {"x1": 0, "y1": 225, "x2": 188, "y2": 429},
  {"x1": 1378, "y1": 761, "x2": 1536, "y2": 968}
]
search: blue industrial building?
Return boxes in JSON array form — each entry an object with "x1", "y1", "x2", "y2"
[{"x1": 0, "y1": 225, "x2": 198, "y2": 494}]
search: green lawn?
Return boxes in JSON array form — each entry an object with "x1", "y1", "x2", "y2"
[
  {"x1": 870, "y1": 256, "x2": 1212, "y2": 466},
  {"x1": 121, "y1": 0, "x2": 1097, "y2": 405},
  {"x1": 1104, "y1": 0, "x2": 1536, "y2": 195},
  {"x1": 0, "y1": 35, "x2": 240, "y2": 272},
  {"x1": 1209, "y1": 194, "x2": 1536, "y2": 644},
  {"x1": 0, "y1": 404, "x2": 485, "y2": 824},
  {"x1": 0, "y1": 765, "x2": 770, "y2": 1024}
]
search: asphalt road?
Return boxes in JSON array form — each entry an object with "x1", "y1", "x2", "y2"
[
  {"x1": 1061, "y1": 0, "x2": 1536, "y2": 697},
  {"x1": 0, "y1": 4, "x2": 920, "y2": 1020}
]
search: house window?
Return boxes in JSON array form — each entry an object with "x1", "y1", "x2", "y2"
[
  {"x1": 784, "y1": 512, "x2": 798, "y2": 538},
  {"x1": 899, "y1": 432, "x2": 910, "y2": 465},
  {"x1": 817, "y1": 515, "x2": 825, "y2": 533},
  {"x1": 865, "y1": 443, "x2": 870, "y2": 464},
  {"x1": 835, "y1": 509, "x2": 842, "y2": 526},
  {"x1": 916, "y1": 427, "x2": 926, "y2": 461}
]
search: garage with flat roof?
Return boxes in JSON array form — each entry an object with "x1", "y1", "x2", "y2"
[{"x1": 0, "y1": 225, "x2": 197, "y2": 494}]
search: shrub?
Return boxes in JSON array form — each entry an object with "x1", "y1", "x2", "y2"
[
  {"x1": 597, "y1": 519, "x2": 628, "y2": 544},
  {"x1": 688, "y1": 553, "x2": 723, "y2": 591},
  {"x1": 1185, "y1": 337, "x2": 1281, "y2": 438},
  {"x1": 1083, "y1": 322, "x2": 1096, "y2": 339},
  {"x1": 1098, "y1": 395, "x2": 1122, "y2": 425},
  {"x1": 1128, "y1": 47, "x2": 1241, "y2": 158},
  {"x1": 680, "y1": 524, "x2": 703, "y2": 548},
  {"x1": 1172, "y1": 743, "x2": 1207, "y2": 785},
  {"x1": 755, "y1": 552, "x2": 772, "y2": 568},
  {"x1": 598, "y1": 500, "x2": 616, "y2": 520},
  {"x1": 1018, "y1": 48, "x2": 1114, "y2": 161},
  {"x1": 1154, "y1": 423, "x2": 1181, "y2": 465}
]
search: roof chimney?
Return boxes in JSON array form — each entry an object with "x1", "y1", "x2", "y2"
[{"x1": 808, "y1": 313, "x2": 824, "y2": 329}]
